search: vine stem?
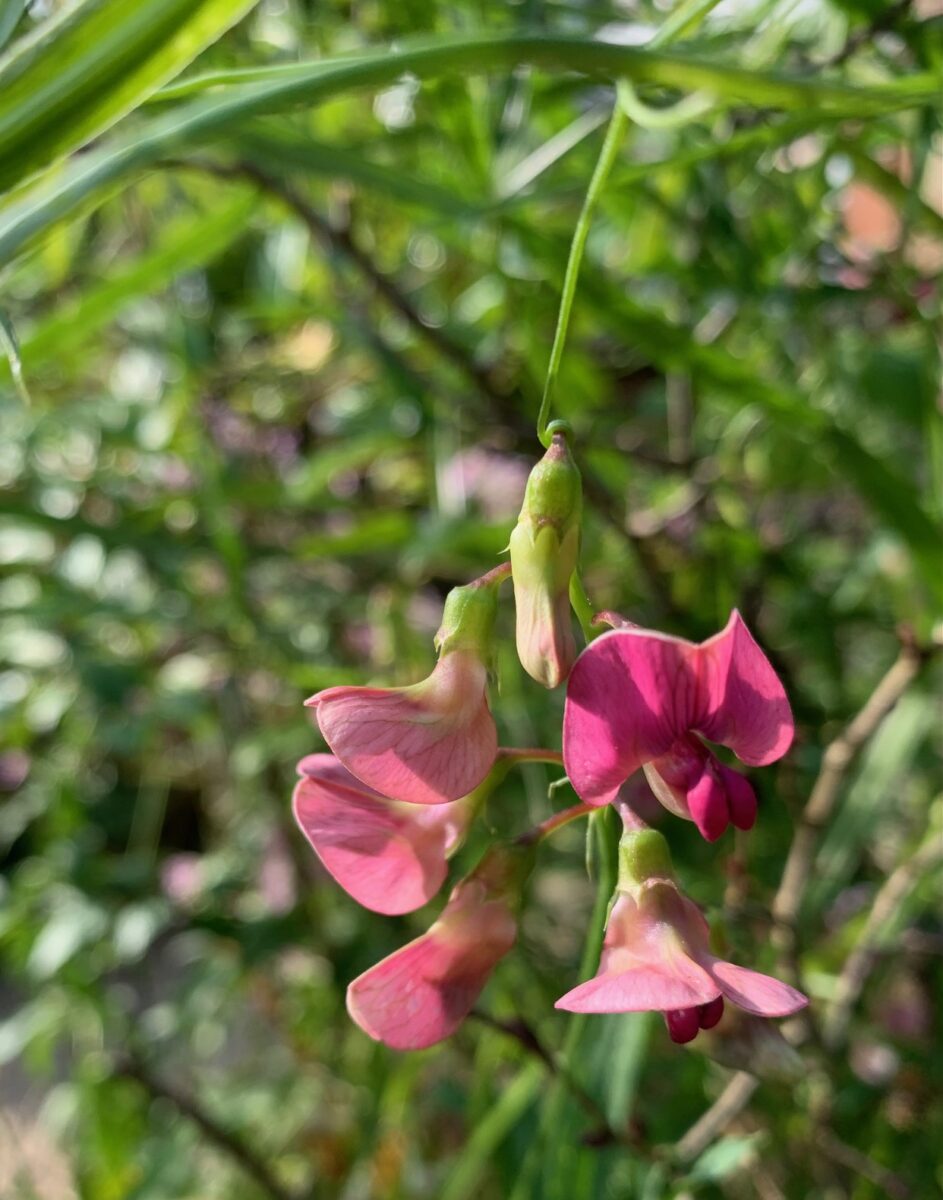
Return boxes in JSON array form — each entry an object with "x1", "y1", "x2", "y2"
[
  {"x1": 536, "y1": 91, "x2": 629, "y2": 446},
  {"x1": 517, "y1": 801, "x2": 595, "y2": 845},
  {"x1": 497, "y1": 746, "x2": 563, "y2": 767}
]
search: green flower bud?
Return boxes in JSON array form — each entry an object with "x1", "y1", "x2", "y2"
[{"x1": 509, "y1": 432, "x2": 582, "y2": 688}]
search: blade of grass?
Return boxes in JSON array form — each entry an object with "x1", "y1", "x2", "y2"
[
  {"x1": 0, "y1": 33, "x2": 935, "y2": 266},
  {"x1": 0, "y1": 0, "x2": 258, "y2": 192},
  {"x1": 3, "y1": 191, "x2": 256, "y2": 374}
]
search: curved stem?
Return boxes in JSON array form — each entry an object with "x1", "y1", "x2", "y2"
[
  {"x1": 568, "y1": 571, "x2": 598, "y2": 644},
  {"x1": 497, "y1": 746, "x2": 564, "y2": 767},
  {"x1": 517, "y1": 802, "x2": 594, "y2": 846},
  {"x1": 471, "y1": 560, "x2": 513, "y2": 588},
  {"x1": 536, "y1": 94, "x2": 628, "y2": 446}
]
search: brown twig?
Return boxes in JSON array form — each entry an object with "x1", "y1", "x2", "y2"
[
  {"x1": 814, "y1": 1129, "x2": 910, "y2": 1200},
  {"x1": 771, "y1": 638, "x2": 928, "y2": 984},
  {"x1": 115, "y1": 1056, "x2": 310, "y2": 1200},
  {"x1": 822, "y1": 824, "x2": 943, "y2": 1051},
  {"x1": 673, "y1": 1071, "x2": 758, "y2": 1162},
  {"x1": 162, "y1": 157, "x2": 506, "y2": 407},
  {"x1": 674, "y1": 637, "x2": 934, "y2": 1162}
]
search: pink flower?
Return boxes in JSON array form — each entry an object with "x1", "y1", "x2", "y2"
[
  {"x1": 292, "y1": 754, "x2": 471, "y2": 915},
  {"x1": 555, "y1": 830, "x2": 806, "y2": 1042},
  {"x1": 306, "y1": 575, "x2": 507, "y2": 805},
  {"x1": 346, "y1": 848, "x2": 525, "y2": 1050},
  {"x1": 563, "y1": 611, "x2": 793, "y2": 840}
]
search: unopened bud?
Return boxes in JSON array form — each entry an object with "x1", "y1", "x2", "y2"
[{"x1": 509, "y1": 432, "x2": 582, "y2": 688}]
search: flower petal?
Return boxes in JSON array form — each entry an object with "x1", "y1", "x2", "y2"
[
  {"x1": 346, "y1": 888, "x2": 516, "y2": 1050},
  {"x1": 292, "y1": 754, "x2": 467, "y2": 915},
  {"x1": 556, "y1": 962, "x2": 719, "y2": 1013},
  {"x1": 564, "y1": 629, "x2": 699, "y2": 806},
  {"x1": 695, "y1": 611, "x2": 794, "y2": 766},
  {"x1": 706, "y1": 959, "x2": 808, "y2": 1017},
  {"x1": 308, "y1": 651, "x2": 497, "y2": 805},
  {"x1": 665, "y1": 1007, "x2": 701, "y2": 1043}
]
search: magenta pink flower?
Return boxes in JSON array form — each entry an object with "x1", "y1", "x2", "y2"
[
  {"x1": 292, "y1": 754, "x2": 471, "y2": 915},
  {"x1": 306, "y1": 576, "x2": 505, "y2": 805},
  {"x1": 346, "y1": 848, "x2": 525, "y2": 1050},
  {"x1": 563, "y1": 611, "x2": 793, "y2": 840},
  {"x1": 555, "y1": 828, "x2": 806, "y2": 1042}
]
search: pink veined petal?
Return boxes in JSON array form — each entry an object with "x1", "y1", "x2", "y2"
[
  {"x1": 347, "y1": 933, "x2": 481, "y2": 1050},
  {"x1": 307, "y1": 651, "x2": 497, "y2": 805},
  {"x1": 346, "y1": 893, "x2": 516, "y2": 1050},
  {"x1": 695, "y1": 611, "x2": 794, "y2": 767},
  {"x1": 556, "y1": 962, "x2": 720, "y2": 1014},
  {"x1": 563, "y1": 629, "x2": 700, "y2": 806},
  {"x1": 292, "y1": 754, "x2": 467, "y2": 915},
  {"x1": 705, "y1": 959, "x2": 808, "y2": 1018}
]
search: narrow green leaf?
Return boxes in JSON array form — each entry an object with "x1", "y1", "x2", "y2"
[
  {"x1": 0, "y1": 307, "x2": 30, "y2": 403},
  {"x1": 440, "y1": 1062, "x2": 543, "y2": 1200},
  {"x1": 0, "y1": 0, "x2": 26, "y2": 53},
  {"x1": 0, "y1": 34, "x2": 935, "y2": 265},
  {"x1": 6, "y1": 191, "x2": 255, "y2": 372},
  {"x1": 0, "y1": 0, "x2": 258, "y2": 191}
]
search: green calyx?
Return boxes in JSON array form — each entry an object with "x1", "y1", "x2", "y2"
[
  {"x1": 517, "y1": 429, "x2": 582, "y2": 536},
  {"x1": 616, "y1": 828, "x2": 675, "y2": 891},
  {"x1": 470, "y1": 840, "x2": 537, "y2": 901},
  {"x1": 435, "y1": 575, "x2": 502, "y2": 658}
]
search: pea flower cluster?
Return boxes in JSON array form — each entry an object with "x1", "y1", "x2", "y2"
[{"x1": 294, "y1": 430, "x2": 806, "y2": 1050}]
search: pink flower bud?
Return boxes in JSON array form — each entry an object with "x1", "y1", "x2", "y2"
[
  {"x1": 306, "y1": 576, "x2": 505, "y2": 805},
  {"x1": 563, "y1": 610, "x2": 793, "y2": 840},
  {"x1": 346, "y1": 847, "x2": 527, "y2": 1050},
  {"x1": 292, "y1": 754, "x2": 471, "y2": 915},
  {"x1": 509, "y1": 432, "x2": 581, "y2": 688}
]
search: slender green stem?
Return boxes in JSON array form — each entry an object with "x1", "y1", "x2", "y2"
[
  {"x1": 536, "y1": 95, "x2": 628, "y2": 446},
  {"x1": 568, "y1": 571, "x2": 598, "y2": 643},
  {"x1": 517, "y1": 802, "x2": 594, "y2": 846},
  {"x1": 649, "y1": 0, "x2": 725, "y2": 48},
  {"x1": 469, "y1": 560, "x2": 513, "y2": 588}
]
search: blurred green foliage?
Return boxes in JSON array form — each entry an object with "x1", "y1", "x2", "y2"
[{"x1": 0, "y1": 1, "x2": 941, "y2": 1198}]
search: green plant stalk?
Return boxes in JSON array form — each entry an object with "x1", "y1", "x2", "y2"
[{"x1": 536, "y1": 95, "x2": 628, "y2": 446}]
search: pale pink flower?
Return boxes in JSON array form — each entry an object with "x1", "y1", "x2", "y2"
[
  {"x1": 346, "y1": 849, "x2": 524, "y2": 1050},
  {"x1": 306, "y1": 650, "x2": 496, "y2": 806},
  {"x1": 563, "y1": 611, "x2": 793, "y2": 840},
  {"x1": 292, "y1": 753, "x2": 471, "y2": 914},
  {"x1": 556, "y1": 879, "x2": 806, "y2": 1042},
  {"x1": 306, "y1": 575, "x2": 506, "y2": 805}
]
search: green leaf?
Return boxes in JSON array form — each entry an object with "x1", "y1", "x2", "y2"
[
  {"x1": 0, "y1": 0, "x2": 258, "y2": 192},
  {"x1": 6, "y1": 190, "x2": 256, "y2": 374},
  {"x1": 0, "y1": 34, "x2": 935, "y2": 265},
  {"x1": 0, "y1": 0, "x2": 26, "y2": 53},
  {"x1": 684, "y1": 1133, "x2": 764, "y2": 1185},
  {"x1": 440, "y1": 1062, "x2": 543, "y2": 1200}
]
